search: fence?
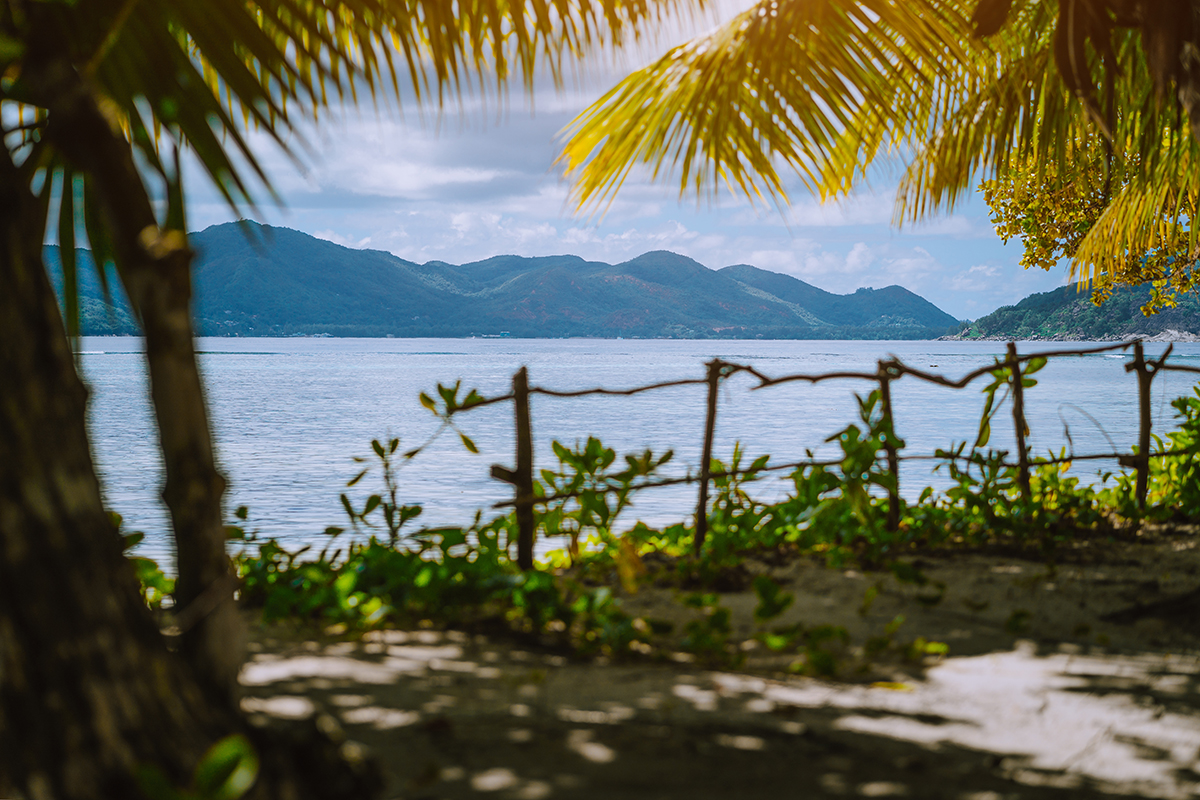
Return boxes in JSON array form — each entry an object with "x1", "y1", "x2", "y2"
[{"x1": 437, "y1": 340, "x2": 1200, "y2": 570}]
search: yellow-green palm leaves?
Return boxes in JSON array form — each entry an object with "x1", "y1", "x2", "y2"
[
  {"x1": 559, "y1": 0, "x2": 977, "y2": 211},
  {"x1": 559, "y1": 0, "x2": 1200, "y2": 301},
  {"x1": 5, "y1": 0, "x2": 702, "y2": 207}
]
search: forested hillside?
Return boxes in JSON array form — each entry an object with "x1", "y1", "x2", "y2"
[
  {"x1": 956, "y1": 283, "x2": 1200, "y2": 341},
  {"x1": 50, "y1": 222, "x2": 960, "y2": 339}
]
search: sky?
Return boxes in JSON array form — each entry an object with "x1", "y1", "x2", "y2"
[{"x1": 182, "y1": 13, "x2": 1072, "y2": 322}]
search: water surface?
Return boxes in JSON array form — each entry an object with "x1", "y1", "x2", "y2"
[{"x1": 79, "y1": 337, "x2": 1200, "y2": 564}]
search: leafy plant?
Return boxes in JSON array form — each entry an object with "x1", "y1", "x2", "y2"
[
  {"x1": 680, "y1": 592, "x2": 738, "y2": 664},
  {"x1": 137, "y1": 735, "x2": 258, "y2": 800},
  {"x1": 209, "y1": 373, "x2": 1200, "y2": 670},
  {"x1": 537, "y1": 437, "x2": 672, "y2": 561},
  {"x1": 752, "y1": 576, "x2": 793, "y2": 623},
  {"x1": 116, "y1": 513, "x2": 175, "y2": 610},
  {"x1": 1145, "y1": 388, "x2": 1200, "y2": 518},
  {"x1": 341, "y1": 437, "x2": 423, "y2": 545},
  {"x1": 790, "y1": 625, "x2": 850, "y2": 677}
]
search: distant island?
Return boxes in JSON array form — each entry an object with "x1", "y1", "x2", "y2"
[
  {"x1": 950, "y1": 283, "x2": 1200, "y2": 342},
  {"x1": 48, "y1": 221, "x2": 965, "y2": 339}
]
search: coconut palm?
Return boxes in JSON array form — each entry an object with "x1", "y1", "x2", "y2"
[
  {"x1": 0, "y1": 0, "x2": 696, "y2": 797},
  {"x1": 558, "y1": 0, "x2": 1200, "y2": 299}
]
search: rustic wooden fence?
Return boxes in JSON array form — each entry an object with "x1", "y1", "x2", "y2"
[{"x1": 440, "y1": 341, "x2": 1200, "y2": 570}]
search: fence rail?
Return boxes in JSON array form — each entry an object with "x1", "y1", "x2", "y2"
[{"x1": 452, "y1": 340, "x2": 1200, "y2": 569}]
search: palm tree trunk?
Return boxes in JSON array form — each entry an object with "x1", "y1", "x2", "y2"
[
  {"x1": 32, "y1": 56, "x2": 244, "y2": 694},
  {"x1": 0, "y1": 129, "x2": 382, "y2": 800},
  {"x1": 0, "y1": 144, "x2": 232, "y2": 799}
]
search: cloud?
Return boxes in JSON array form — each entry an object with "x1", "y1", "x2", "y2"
[
  {"x1": 949, "y1": 264, "x2": 1002, "y2": 292},
  {"x1": 785, "y1": 192, "x2": 896, "y2": 228},
  {"x1": 313, "y1": 230, "x2": 373, "y2": 249}
]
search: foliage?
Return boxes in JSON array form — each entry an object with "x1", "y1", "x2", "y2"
[
  {"x1": 137, "y1": 734, "x2": 258, "y2": 800},
  {"x1": 559, "y1": 0, "x2": 974, "y2": 209},
  {"x1": 559, "y1": 0, "x2": 1200, "y2": 305},
  {"x1": 982, "y1": 150, "x2": 1116, "y2": 276},
  {"x1": 752, "y1": 576, "x2": 794, "y2": 622},
  {"x1": 5, "y1": 0, "x2": 699, "y2": 323},
  {"x1": 679, "y1": 592, "x2": 737, "y2": 664},
  {"x1": 130, "y1": 373, "x2": 1200, "y2": 666},
  {"x1": 982, "y1": 149, "x2": 1200, "y2": 313},
  {"x1": 1136, "y1": 386, "x2": 1200, "y2": 518},
  {"x1": 341, "y1": 437, "x2": 423, "y2": 546},
  {"x1": 537, "y1": 436, "x2": 673, "y2": 560},
  {"x1": 959, "y1": 282, "x2": 1200, "y2": 341},
  {"x1": 117, "y1": 514, "x2": 174, "y2": 610}
]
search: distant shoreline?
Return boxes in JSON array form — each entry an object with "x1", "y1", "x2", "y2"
[
  {"x1": 940, "y1": 329, "x2": 1200, "y2": 344},
  {"x1": 79, "y1": 333, "x2": 968, "y2": 342}
]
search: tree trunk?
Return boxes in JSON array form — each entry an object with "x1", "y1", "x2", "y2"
[
  {"x1": 0, "y1": 135, "x2": 381, "y2": 800},
  {"x1": 28, "y1": 52, "x2": 244, "y2": 694},
  {"x1": 0, "y1": 143, "x2": 232, "y2": 799}
]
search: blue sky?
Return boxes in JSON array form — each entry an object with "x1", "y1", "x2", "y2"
[{"x1": 182, "y1": 14, "x2": 1071, "y2": 322}]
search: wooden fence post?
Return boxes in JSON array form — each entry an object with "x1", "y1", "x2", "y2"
[
  {"x1": 1006, "y1": 342, "x2": 1031, "y2": 501},
  {"x1": 491, "y1": 367, "x2": 536, "y2": 570},
  {"x1": 513, "y1": 367, "x2": 536, "y2": 570},
  {"x1": 694, "y1": 360, "x2": 722, "y2": 556},
  {"x1": 1131, "y1": 341, "x2": 1153, "y2": 509},
  {"x1": 877, "y1": 360, "x2": 900, "y2": 533}
]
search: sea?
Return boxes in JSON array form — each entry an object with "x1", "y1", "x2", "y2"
[{"x1": 78, "y1": 337, "x2": 1200, "y2": 565}]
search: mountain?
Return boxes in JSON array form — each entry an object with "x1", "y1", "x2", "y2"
[
  {"x1": 47, "y1": 222, "x2": 960, "y2": 339},
  {"x1": 954, "y1": 283, "x2": 1200, "y2": 341}
]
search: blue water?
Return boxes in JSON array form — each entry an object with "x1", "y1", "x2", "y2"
[{"x1": 78, "y1": 337, "x2": 1200, "y2": 565}]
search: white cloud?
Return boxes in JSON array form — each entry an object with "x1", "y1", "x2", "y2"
[
  {"x1": 313, "y1": 230, "x2": 373, "y2": 249},
  {"x1": 786, "y1": 192, "x2": 896, "y2": 228},
  {"x1": 948, "y1": 264, "x2": 1002, "y2": 292}
]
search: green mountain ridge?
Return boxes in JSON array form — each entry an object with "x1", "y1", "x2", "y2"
[
  {"x1": 954, "y1": 283, "x2": 1200, "y2": 341},
  {"x1": 48, "y1": 221, "x2": 960, "y2": 339}
]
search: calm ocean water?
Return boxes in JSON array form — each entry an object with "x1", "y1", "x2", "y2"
[{"x1": 78, "y1": 337, "x2": 1200, "y2": 564}]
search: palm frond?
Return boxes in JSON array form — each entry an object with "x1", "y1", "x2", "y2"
[{"x1": 558, "y1": 0, "x2": 974, "y2": 213}]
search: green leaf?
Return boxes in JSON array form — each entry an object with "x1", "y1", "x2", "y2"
[
  {"x1": 459, "y1": 432, "x2": 479, "y2": 453},
  {"x1": 192, "y1": 734, "x2": 259, "y2": 800},
  {"x1": 346, "y1": 469, "x2": 368, "y2": 487},
  {"x1": 334, "y1": 571, "x2": 357, "y2": 597},
  {"x1": 58, "y1": 170, "x2": 79, "y2": 341},
  {"x1": 1024, "y1": 356, "x2": 1047, "y2": 376},
  {"x1": 419, "y1": 393, "x2": 437, "y2": 412}
]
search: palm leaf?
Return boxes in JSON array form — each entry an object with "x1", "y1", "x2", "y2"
[{"x1": 558, "y1": 0, "x2": 974, "y2": 212}]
